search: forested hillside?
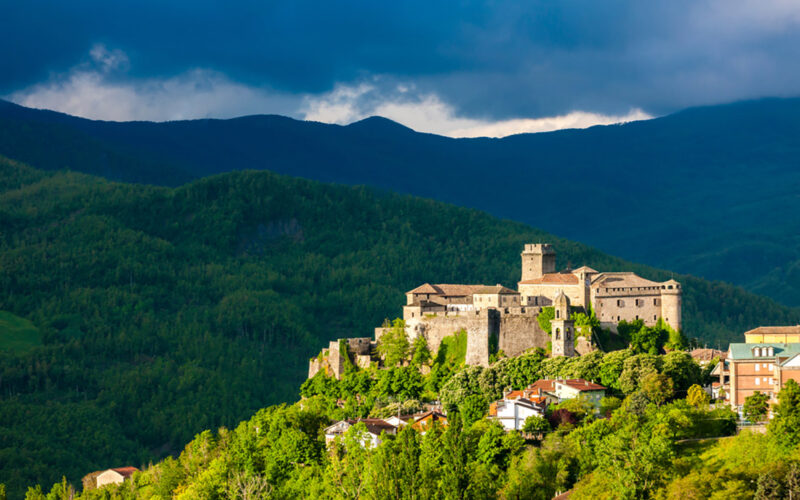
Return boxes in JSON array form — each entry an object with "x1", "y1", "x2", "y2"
[
  {"x1": 2, "y1": 98, "x2": 800, "y2": 306},
  {"x1": 1, "y1": 157, "x2": 798, "y2": 495}
]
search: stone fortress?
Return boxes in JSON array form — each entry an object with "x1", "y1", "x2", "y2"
[{"x1": 310, "y1": 243, "x2": 682, "y2": 377}]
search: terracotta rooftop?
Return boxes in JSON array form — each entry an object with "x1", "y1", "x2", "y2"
[
  {"x1": 528, "y1": 379, "x2": 557, "y2": 393},
  {"x1": 591, "y1": 272, "x2": 666, "y2": 289},
  {"x1": 519, "y1": 273, "x2": 579, "y2": 285},
  {"x1": 407, "y1": 283, "x2": 487, "y2": 296},
  {"x1": 744, "y1": 325, "x2": 800, "y2": 336},
  {"x1": 557, "y1": 379, "x2": 607, "y2": 391},
  {"x1": 690, "y1": 348, "x2": 727, "y2": 362},
  {"x1": 110, "y1": 467, "x2": 139, "y2": 478},
  {"x1": 572, "y1": 266, "x2": 598, "y2": 274},
  {"x1": 348, "y1": 418, "x2": 398, "y2": 436},
  {"x1": 474, "y1": 284, "x2": 519, "y2": 295}
]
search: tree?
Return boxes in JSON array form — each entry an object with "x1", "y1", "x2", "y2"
[
  {"x1": 640, "y1": 372, "x2": 674, "y2": 406},
  {"x1": 769, "y1": 379, "x2": 800, "y2": 448},
  {"x1": 618, "y1": 354, "x2": 662, "y2": 394},
  {"x1": 523, "y1": 415, "x2": 551, "y2": 435},
  {"x1": 377, "y1": 319, "x2": 410, "y2": 367},
  {"x1": 686, "y1": 384, "x2": 711, "y2": 408},
  {"x1": 661, "y1": 351, "x2": 702, "y2": 393},
  {"x1": 599, "y1": 396, "x2": 622, "y2": 417},
  {"x1": 744, "y1": 391, "x2": 770, "y2": 423},
  {"x1": 459, "y1": 394, "x2": 488, "y2": 427},
  {"x1": 410, "y1": 335, "x2": 431, "y2": 366}
]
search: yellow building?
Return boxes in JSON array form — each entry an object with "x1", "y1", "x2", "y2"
[{"x1": 744, "y1": 326, "x2": 800, "y2": 344}]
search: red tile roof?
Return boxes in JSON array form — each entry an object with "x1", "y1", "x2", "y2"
[
  {"x1": 528, "y1": 379, "x2": 557, "y2": 393},
  {"x1": 519, "y1": 273, "x2": 579, "y2": 285},
  {"x1": 558, "y1": 379, "x2": 606, "y2": 391},
  {"x1": 407, "y1": 284, "x2": 487, "y2": 296},
  {"x1": 110, "y1": 467, "x2": 139, "y2": 478}
]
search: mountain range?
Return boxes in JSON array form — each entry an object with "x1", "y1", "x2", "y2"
[{"x1": 2, "y1": 97, "x2": 800, "y2": 306}]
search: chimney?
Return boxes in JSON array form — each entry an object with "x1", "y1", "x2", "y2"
[{"x1": 538, "y1": 388, "x2": 542, "y2": 397}]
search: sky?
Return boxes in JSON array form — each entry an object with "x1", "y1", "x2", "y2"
[{"x1": 2, "y1": 0, "x2": 800, "y2": 137}]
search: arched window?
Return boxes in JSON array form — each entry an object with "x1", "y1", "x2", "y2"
[
  {"x1": 556, "y1": 309, "x2": 560, "y2": 319},
  {"x1": 555, "y1": 328, "x2": 561, "y2": 339}
]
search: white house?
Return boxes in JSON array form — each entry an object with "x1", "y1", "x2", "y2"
[
  {"x1": 324, "y1": 418, "x2": 397, "y2": 448},
  {"x1": 489, "y1": 396, "x2": 547, "y2": 431},
  {"x1": 95, "y1": 467, "x2": 139, "y2": 488}
]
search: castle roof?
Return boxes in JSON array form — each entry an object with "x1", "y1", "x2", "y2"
[
  {"x1": 474, "y1": 284, "x2": 519, "y2": 295},
  {"x1": 518, "y1": 273, "x2": 579, "y2": 285},
  {"x1": 408, "y1": 283, "x2": 439, "y2": 294},
  {"x1": 407, "y1": 283, "x2": 486, "y2": 297},
  {"x1": 591, "y1": 272, "x2": 666, "y2": 289},
  {"x1": 744, "y1": 325, "x2": 800, "y2": 336},
  {"x1": 572, "y1": 266, "x2": 598, "y2": 274}
]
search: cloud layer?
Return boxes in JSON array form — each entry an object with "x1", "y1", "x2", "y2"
[
  {"x1": 3, "y1": 1, "x2": 800, "y2": 131},
  {"x1": 9, "y1": 50, "x2": 649, "y2": 137}
]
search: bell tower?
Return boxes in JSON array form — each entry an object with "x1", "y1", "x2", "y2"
[
  {"x1": 521, "y1": 243, "x2": 556, "y2": 281},
  {"x1": 551, "y1": 290, "x2": 575, "y2": 357}
]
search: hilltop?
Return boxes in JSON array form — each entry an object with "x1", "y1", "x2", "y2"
[
  {"x1": 0, "y1": 157, "x2": 798, "y2": 495},
  {"x1": 2, "y1": 98, "x2": 800, "y2": 306}
]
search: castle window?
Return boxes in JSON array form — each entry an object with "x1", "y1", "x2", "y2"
[
  {"x1": 654, "y1": 298, "x2": 658, "y2": 306},
  {"x1": 555, "y1": 328, "x2": 561, "y2": 339},
  {"x1": 654, "y1": 315, "x2": 657, "y2": 321},
  {"x1": 556, "y1": 309, "x2": 560, "y2": 319},
  {"x1": 617, "y1": 299, "x2": 624, "y2": 307}
]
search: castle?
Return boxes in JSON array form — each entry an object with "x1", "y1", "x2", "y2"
[{"x1": 310, "y1": 243, "x2": 682, "y2": 377}]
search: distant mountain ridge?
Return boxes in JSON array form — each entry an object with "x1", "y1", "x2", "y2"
[{"x1": 2, "y1": 97, "x2": 800, "y2": 305}]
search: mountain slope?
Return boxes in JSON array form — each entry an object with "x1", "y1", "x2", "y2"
[
  {"x1": 1, "y1": 98, "x2": 800, "y2": 306},
  {"x1": 0, "y1": 156, "x2": 798, "y2": 494}
]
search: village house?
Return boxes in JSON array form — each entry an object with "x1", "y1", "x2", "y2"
[
  {"x1": 324, "y1": 418, "x2": 398, "y2": 448},
  {"x1": 528, "y1": 378, "x2": 606, "y2": 408},
  {"x1": 410, "y1": 410, "x2": 448, "y2": 434},
  {"x1": 86, "y1": 467, "x2": 139, "y2": 489},
  {"x1": 489, "y1": 392, "x2": 548, "y2": 431}
]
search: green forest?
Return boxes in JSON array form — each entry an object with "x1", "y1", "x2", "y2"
[
  {"x1": 1, "y1": 156, "x2": 799, "y2": 496},
  {"x1": 21, "y1": 344, "x2": 800, "y2": 499}
]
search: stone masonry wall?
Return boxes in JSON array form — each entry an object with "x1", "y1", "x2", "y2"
[{"x1": 497, "y1": 314, "x2": 550, "y2": 357}]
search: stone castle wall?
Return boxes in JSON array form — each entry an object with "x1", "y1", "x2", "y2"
[{"x1": 497, "y1": 314, "x2": 549, "y2": 357}]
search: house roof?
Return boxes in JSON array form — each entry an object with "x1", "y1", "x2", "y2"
[
  {"x1": 528, "y1": 379, "x2": 557, "y2": 393},
  {"x1": 109, "y1": 467, "x2": 139, "y2": 478},
  {"x1": 591, "y1": 272, "x2": 666, "y2": 289},
  {"x1": 728, "y1": 343, "x2": 800, "y2": 360},
  {"x1": 744, "y1": 325, "x2": 800, "y2": 336},
  {"x1": 690, "y1": 348, "x2": 727, "y2": 362},
  {"x1": 407, "y1": 283, "x2": 440, "y2": 294},
  {"x1": 505, "y1": 390, "x2": 525, "y2": 399},
  {"x1": 556, "y1": 379, "x2": 606, "y2": 391},
  {"x1": 572, "y1": 266, "x2": 598, "y2": 274},
  {"x1": 474, "y1": 284, "x2": 519, "y2": 295},
  {"x1": 519, "y1": 273, "x2": 579, "y2": 285},
  {"x1": 407, "y1": 283, "x2": 486, "y2": 297}
]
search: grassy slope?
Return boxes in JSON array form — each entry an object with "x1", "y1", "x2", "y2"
[
  {"x1": 0, "y1": 311, "x2": 40, "y2": 353},
  {"x1": 0, "y1": 156, "x2": 798, "y2": 494}
]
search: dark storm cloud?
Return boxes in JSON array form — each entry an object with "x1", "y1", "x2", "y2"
[{"x1": 3, "y1": 0, "x2": 800, "y2": 120}]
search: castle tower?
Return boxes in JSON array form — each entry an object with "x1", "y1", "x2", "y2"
[
  {"x1": 521, "y1": 243, "x2": 556, "y2": 281},
  {"x1": 660, "y1": 279, "x2": 682, "y2": 332},
  {"x1": 551, "y1": 290, "x2": 575, "y2": 357}
]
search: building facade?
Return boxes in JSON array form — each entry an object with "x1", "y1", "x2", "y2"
[{"x1": 726, "y1": 343, "x2": 800, "y2": 410}]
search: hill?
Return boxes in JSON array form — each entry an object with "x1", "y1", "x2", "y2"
[
  {"x1": 0, "y1": 156, "x2": 798, "y2": 495},
  {"x1": 2, "y1": 98, "x2": 800, "y2": 306}
]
